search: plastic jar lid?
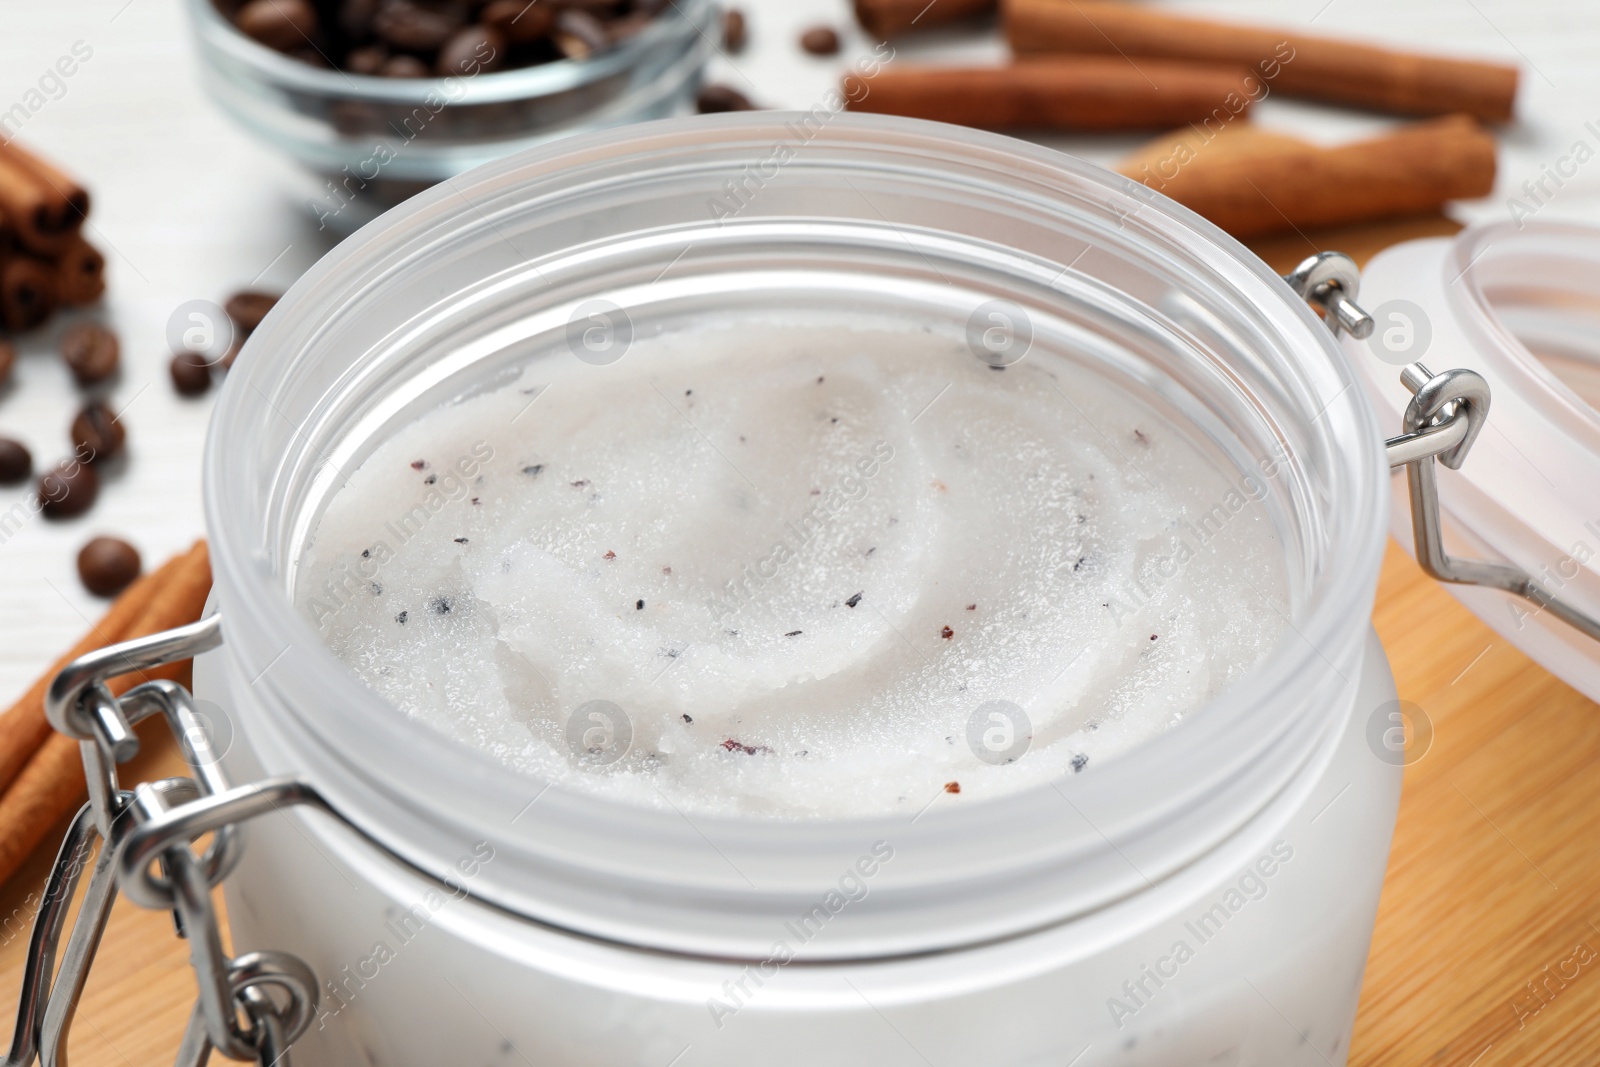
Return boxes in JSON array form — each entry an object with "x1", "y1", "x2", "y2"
[{"x1": 1351, "y1": 221, "x2": 1600, "y2": 702}]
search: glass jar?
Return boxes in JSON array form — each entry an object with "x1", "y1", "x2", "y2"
[
  {"x1": 183, "y1": 0, "x2": 718, "y2": 230},
  {"x1": 197, "y1": 113, "x2": 1397, "y2": 1066}
]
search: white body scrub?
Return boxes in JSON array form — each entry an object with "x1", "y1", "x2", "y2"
[{"x1": 297, "y1": 327, "x2": 1288, "y2": 817}]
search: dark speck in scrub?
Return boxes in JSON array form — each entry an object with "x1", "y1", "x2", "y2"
[
  {"x1": 682, "y1": 714, "x2": 693, "y2": 724},
  {"x1": 845, "y1": 592, "x2": 862, "y2": 608},
  {"x1": 1072, "y1": 753, "x2": 1089, "y2": 772},
  {"x1": 988, "y1": 364, "x2": 1005, "y2": 371},
  {"x1": 361, "y1": 548, "x2": 371, "y2": 559},
  {"x1": 604, "y1": 550, "x2": 617, "y2": 561},
  {"x1": 424, "y1": 474, "x2": 436, "y2": 484},
  {"x1": 864, "y1": 547, "x2": 876, "y2": 557},
  {"x1": 571, "y1": 479, "x2": 589, "y2": 488},
  {"x1": 522, "y1": 464, "x2": 544, "y2": 476},
  {"x1": 636, "y1": 599, "x2": 645, "y2": 610},
  {"x1": 940, "y1": 626, "x2": 954, "y2": 639},
  {"x1": 785, "y1": 630, "x2": 803, "y2": 637},
  {"x1": 370, "y1": 582, "x2": 381, "y2": 595},
  {"x1": 410, "y1": 460, "x2": 427, "y2": 470},
  {"x1": 454, "y1": 537, "x2": 468, "y2": 544},
  {"x1": 395, "y1": 611, "x2": 408, "y2": 624},
  {"x1": 430, "y1": 597, "x2": 452, "y2": 614},
  {"x1": 1134, "y1": 428, "x2": 1149, "y2": 445},
  {"x1": 965, "y1": 603, "x2": 976, "y2": 611}
]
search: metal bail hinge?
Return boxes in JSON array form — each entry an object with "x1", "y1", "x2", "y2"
[
  {"x1": 1284, "y1": 251, "x2": 1376, "y2": 339},
  {"x1": 7, "y1": 613, "x2": 324, "y2": 1067},
  {"x1": 1383, "y1": 363, "x2": 1600, "y2": 644}
]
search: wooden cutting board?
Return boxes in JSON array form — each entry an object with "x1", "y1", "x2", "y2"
[{"x1": 2, "y1": 218, "x2": 1596, "y2": 1066}]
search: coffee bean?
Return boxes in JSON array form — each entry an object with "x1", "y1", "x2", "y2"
[
  {"x1": 0, "y1": 438, "x2": 31, "y2": 485},
  {"x1": 234, "y1": 0, "x2": 320, "y2": 52},
  {"x1": 59, "y1": 323, "x2": 119, "y2": 386},
  {"x1": 0, "y1": 340, "x2": 14, "y2": 387},
  {"x1": 170, "y1": 352, "x2": 213, "y2": 397},
  {"x1": 373, "y1": 0, "x2": 467, "y2": 51},
  {"x1": 481, "y1": 0, "x2": 555, "y2": 42},
  {"x1": 722, "y1": 7, "x2": 746, "y2": 52},
  {"x1": 553, "y1": 8, "x2": 608, "y2": 57},
  {"x1": 37, "y1": 459, "x2": 99, "y2": 520},
  {"x1": 69, "y1": 401, "x2": 126, "y2": 463},
  {"x1": 696, "y1": 83, "x2": 755, "y2": 113},
  {"x1": 224, "y1": 290, "x2": 279, "y2": 337},
  {"x1": 340, "y1": 0, "x2": 380, "y2": 38},
  {"x1": 346, "y1": 43, "x2": 390, "y2": 73},
  {"x1": 380, "y1": 53, "x2": 432, "y2": 76},
  {"x1": 437, "y1": 25, "x2": 507, "y2": 75},
  {"x1": 799, "y1": 24, "x2": 839, "y2": 55},
  {"x1": 77, "y1": 537, "x2": 142, "y2": 597}
]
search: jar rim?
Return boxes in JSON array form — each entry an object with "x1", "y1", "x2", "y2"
[{"x1": 204, "y1": 113, "x2": 1389, "y2": 958}]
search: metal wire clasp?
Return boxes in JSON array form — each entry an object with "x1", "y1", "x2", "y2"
[
  {"x1": 1283, "y1": 251, "x2": 1376, "y2": 339},
  {"x1": 1382, "y1": 364, "x2": 1600, "y2": 642},
  {"x1": 6, "y1": 613, "x2": 326, "y2": 1067},
  {"x1": 1283, "y1": 252, "x2": 1600, "y2": 642}
]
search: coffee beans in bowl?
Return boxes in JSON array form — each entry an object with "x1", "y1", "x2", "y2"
[{"x1": 215, "y1": 0, "x2": 668, "y2": 74}]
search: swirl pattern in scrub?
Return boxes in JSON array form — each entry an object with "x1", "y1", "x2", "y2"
[{"x1": 297, "y1": 326, "x2": 1288, "y2": 817}]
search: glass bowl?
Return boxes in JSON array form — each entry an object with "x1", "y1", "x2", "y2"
[{"x1": 183, "y1": 0, "x2": 718, "y2": 229}]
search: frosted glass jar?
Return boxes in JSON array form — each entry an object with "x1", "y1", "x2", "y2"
[{"x1": 198, "y1": 114, "x2": 1398, "y2": 1066}]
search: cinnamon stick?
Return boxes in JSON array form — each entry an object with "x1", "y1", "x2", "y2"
[
  {"x1": 1005, "y1": 0, "x2": 1519, "y2": 123},
  {"x1": 0, "y1": 649, "x2": 194, "y2": 890},
  {"x1": 1117, "y1": 115, "x2": 1496, "y2": 239},
  {"x1": 0, "y1": 541, "x2": 212, "y2": 887},
  {"x1": 0, "y1": 253, "x2": 56, "y2": 333},
  {"x1": 54, "y1": 235, "x2": 105, "y2": 308},
  {"x1": 0, "y1": 734, "x2": 86, "y2": 889},
  {"x1": 0, "y1": 140, "x2": 89, "y2": 257},
  {"x1": 854, "y1": 0, "x2": 994, "y2": 38},
  {"x1": 847, "y1": 57, "x2": 1260, "y2": 131}
]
